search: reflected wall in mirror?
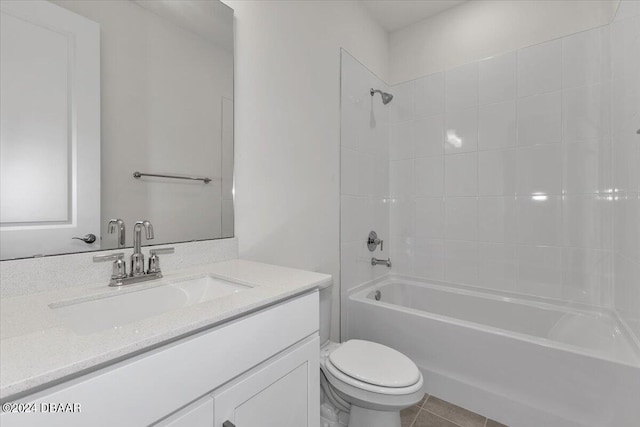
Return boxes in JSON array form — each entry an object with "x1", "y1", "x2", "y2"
[{"x1": 0, "y1": 0, "x2": 234, "y2": 260}]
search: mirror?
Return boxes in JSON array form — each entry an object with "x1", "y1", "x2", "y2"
[{"x1": 0, "y1": 0, "x2": 234, "y2": 260}]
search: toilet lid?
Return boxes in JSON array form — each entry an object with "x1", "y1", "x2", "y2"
[{"x1": 328, "y1": 340, "x2": 420, "y2": 388}]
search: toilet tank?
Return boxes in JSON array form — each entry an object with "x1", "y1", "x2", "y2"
[{"x1": 319, "y1": 284, "x2": 332, "y2": 345}]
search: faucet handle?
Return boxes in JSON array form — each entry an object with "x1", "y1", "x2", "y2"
[
  {"x1": 93, "y1": 252, "x2": 124, "y2": 262},
  {"x1": 149, "y1": 247, "x2": 174, "y2": 256},
  {"x1": 93, "y1": 253, "x2": 127, "y2": 282},
  {"x1": 148, "y1": 247, "x2": 174, "y2": 274}
]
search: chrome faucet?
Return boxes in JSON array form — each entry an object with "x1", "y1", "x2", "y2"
[
  {"x1": 131, "y1": 220, "x2": 154, "y2": 276},
  {"x1": 108, "y1": 218, "x2": 126, "y2": 248},
  {"x1": 93, "y1": 220, "x2": 175, "y2": 286},
  {"x1": 371, "y1": 257, "x2": 392, "y2": 267}
]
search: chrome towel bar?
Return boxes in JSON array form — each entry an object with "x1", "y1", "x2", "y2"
[{"x1": 133, "y1": 171, "x2": 212, "y2": 184}]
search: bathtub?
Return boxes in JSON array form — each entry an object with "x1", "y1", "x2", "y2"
[{"x1": 346, "y1": 276, "x2": 640, "y2": 427}]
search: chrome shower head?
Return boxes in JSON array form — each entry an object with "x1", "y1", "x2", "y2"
[{"x1": 370, "y1": 88, "x2": 393, "y2": 105}]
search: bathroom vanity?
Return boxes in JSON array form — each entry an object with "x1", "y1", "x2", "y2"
[{"x1": 0, "y1": 260, "x2": 330, "y2": 427}]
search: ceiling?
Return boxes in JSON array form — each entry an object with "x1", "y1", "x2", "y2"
[{"x1": 360, "y1": 0, "x2": 468, "y2": 32}]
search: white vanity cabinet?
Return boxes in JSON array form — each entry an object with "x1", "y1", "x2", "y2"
[{"x1": 1, "y1": 292, "x2": 320, "y2": 427}]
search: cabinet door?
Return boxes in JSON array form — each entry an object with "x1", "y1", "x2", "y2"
[
  {"x1": 214, "y1": 335, "x2": 320, "y2": 427},
  {"x1": 153, "y1": 397, "x2": 213, "y2": 427}
]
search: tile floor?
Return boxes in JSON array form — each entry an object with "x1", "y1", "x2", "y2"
[{"x1": 400, "y1": 394, "x2": 509, "y2": 427}]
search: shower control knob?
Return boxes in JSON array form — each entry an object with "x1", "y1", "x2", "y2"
[{"x1": 367, "y1": 230, "x2": 383, "y2": 252}]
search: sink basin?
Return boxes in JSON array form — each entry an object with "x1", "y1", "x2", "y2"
[{"x1": 51, "y1": 275, "x2": 252, "y2": 335}]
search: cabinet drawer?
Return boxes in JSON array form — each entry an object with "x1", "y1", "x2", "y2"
[{"x1": 1, "y1": 291, "x2": 319, "y2": 427}]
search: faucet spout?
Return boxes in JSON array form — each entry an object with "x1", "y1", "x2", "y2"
[
  {"x1": 132, "y1": 220, "x2": 154, "y2": 276},
  {"x1": 108, "y1": 218, "x2": 126, "y2": 248}
]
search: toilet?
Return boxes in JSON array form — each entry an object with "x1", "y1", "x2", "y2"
[{"x1": 319, "y1": 286, "x2": 424, "y2": 427}]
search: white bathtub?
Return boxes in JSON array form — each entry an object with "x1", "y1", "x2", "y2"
[{"x1": 346, "y1": 276, "x2": 640, "y2": 427}]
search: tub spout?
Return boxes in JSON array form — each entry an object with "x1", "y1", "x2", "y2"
[{"x1": 371, "y1": 257, "x2": 392, "y2": 268}]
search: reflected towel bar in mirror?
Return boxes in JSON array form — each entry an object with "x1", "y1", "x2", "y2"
[{"x1": 133, "y1": 171, "x2": 212, "y2": 184}]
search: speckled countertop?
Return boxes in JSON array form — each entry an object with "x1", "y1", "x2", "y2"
[{"x1": 0, "y1": 259, "x2": 332, "y2": 400}]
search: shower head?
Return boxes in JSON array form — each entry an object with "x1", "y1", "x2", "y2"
[{"x1": 370, "y1": 88, "x2": 393, "y2": 105}]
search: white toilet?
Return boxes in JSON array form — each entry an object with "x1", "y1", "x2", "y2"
[{"x1": 319, "y1": 286, "x2": 424, "y2": 427}]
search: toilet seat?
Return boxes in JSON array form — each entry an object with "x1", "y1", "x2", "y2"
[
  {"x1": 323, "y1": 340, "x2": 423, "y2": 396},
  {"x1": 329, "y1": 340, "x2": 421, "y2": 388}
]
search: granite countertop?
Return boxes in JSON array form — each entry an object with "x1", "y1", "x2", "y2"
[{"x1": 0, "y1": 259, "x2": 332, "y2": 400}]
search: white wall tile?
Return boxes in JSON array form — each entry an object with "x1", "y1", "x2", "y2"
[
  {"x1": 611, "y1": 16, "x2": 640, "y2": 82},
  {"x1": 358, "y1": 152, "x2": 374, "y2": 197},
  {"x1": 445, "y1": 153, "x2": 478, "y2": 196},
  {"x1": 562, "y1": 195, "x2": 612, "y2": 249},
  {"x1": 444, "y1": 108, "x2": 478, "y2": 153},
  {"x1": 613, "y1": 253, "x2": 640, "y2": 327},
  {"x1": 414, "y1": 238, "x2": 445, "y2": 280},
  {"x1": 341, "y1": 147, "x2": 359, "y2": 195},
  {"x1": 390, "y1": 236, "x2": 415, "y2": 276},
  {"x1": 562, "y1": 247, "x2": 611, "y2": 305},
  {"x1": 390, "y1": 80, "x2": 415, "y2": 123},
  {"x1": 478, "y1": 197, "x2": 517, "y2": 243},
  {"x1": 445, "y1": 197, "x2": 478, "y2": 241},
  {"x1": 517, "y1": 91, "x2": 562, "y2": 145},
  {"x1": 373, "y1": 153, "x2": 390, "y2": 198},
  {"x1": 613, "y1": 133, "x2": 640, "y2": 193},
  {"x1": 517, "y1": 245, "x2": 563, "y2": 299},
  {"x1": 341, "y1": 195, "x2": 373, "y2": 245},
  {"x1": 390, "y1": 159, "x2": 414, "y2": 197},
  {"x1": 563, "y1": 141, "x2": 611, "y2": 195},
  {"x1": 478, "y1": 243, "x2": 517, "y2": 291},
  {"x1": 414, "y1": 114, "x2": 444, "y2": 157},
  {"x1": 445, "y1": 240, "x2": 478, "y2": 285},
  {"x1": 445, "y1": 62, "x2": 478, "y2": 112},
  {"x1": 415, "y1": 72, "x2": 444, "y2": 117},
  {"x1": 614, "y1": 194, "x2": 640, "y2": 263},
  {"x1": 516, "y1": 144, "x2": 562, "y2": 195},
  {"x1": 517, "y1": 196, "x2": 562, "y2": 246},
  {"x1": 478, "y1": 100, "x2": 516, "y2": 150},
  {"x1": 340, "y1": 241, "x2": 360, "y2": 292},
  {"x1": 562, "y1": 26, "x2": 609, "y2": 89},
  {"x1": 414, "y1": 157, "x2": 444, "y2": 196},
  {"x1": 517, "y1": 39, "x2": 562, "y2": 97},
  {"x1": 381, "y1": 20, "x2": 632, "y2": 310},
  {"x1": 390, "y1": 121, "x2": 414, "y2": 160},
  {"x1": 562, "y1": 84, "x2": 610, "y2": 142},
  {"x1": 415, "y1": 198, "x2": 444, "y2": 239},
  {"x1": 478, "y1": 149, "x2": 516, "y2": 196},
  {"x1": 479, "y1": 52, "x2": 517, "y2": 105},
  {"x1": 389, "y1": 198, "x2": 415, "y2": 238}
]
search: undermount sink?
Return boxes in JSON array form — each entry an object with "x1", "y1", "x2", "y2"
[{"x1": 50, "y1": 275, "x2": 252, "y2": 335}]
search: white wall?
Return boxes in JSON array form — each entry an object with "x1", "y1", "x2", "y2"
[
  {"x1": 611, "y1": 1, "x2": 640, "y2": 341},
  {"x1": 389, "y1": 0, "x2": 619, "y2": 84},
  {"x1": 225, "y1": 0, "x2": 388, "y2": 340}
]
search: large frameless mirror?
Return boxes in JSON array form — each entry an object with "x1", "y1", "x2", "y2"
[{"x1": 0, "y1": 0, "x2": 234, "y2": 260}]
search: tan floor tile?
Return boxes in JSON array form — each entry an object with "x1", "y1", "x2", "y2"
[
  {"x1": 486, "y1": 419, "x2": 509, "y2": 427},
  {"x1": 416, "y1": 393, "x2": 429, "y2": 408},
  {"x1": 424, "y1": 396, "x2": 486, "y2": 427},
  {"x1": 412, "y1": 410, "x2": 461, "y2": 427},
  {"x1": 401, "y1": 405, "x2": 421, "y2": 427}
]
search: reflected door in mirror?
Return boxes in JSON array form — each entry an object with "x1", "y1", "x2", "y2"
[{"x1": 0, "y1": 0, "x2": 101, "y2": 259}]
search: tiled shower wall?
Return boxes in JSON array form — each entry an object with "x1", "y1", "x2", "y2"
[
  {"x1": 340, "y1": 2, "x2": 639, "y2": 340},
  {"x1": 611, "y1": 1, "x2": 640, "y2": 340},
  {"x1": 388, "y1": 23, "x2": 615, "y2": 305},
  {"x1": 340, "y1": 50, "x2": 390, "y2": 332}
]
